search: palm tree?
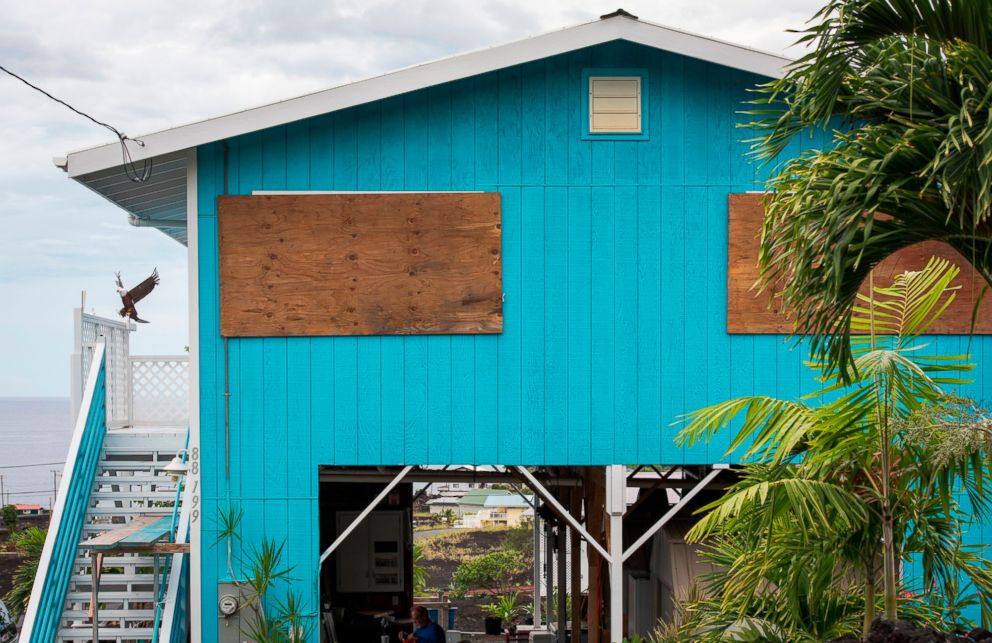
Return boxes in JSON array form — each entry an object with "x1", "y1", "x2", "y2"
[
  {"x1": 751, "y1": 0, "x2": 992, "y2": 376},
  {"x1": 5, "y1": 527, "x2": 46, "y2": 616},
  {"x1": 676, "y1": 258, "x2": 992, "y2": 635}
]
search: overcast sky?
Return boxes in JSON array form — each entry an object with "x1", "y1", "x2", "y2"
[{"x1": 0, "y1": 0, "x2": 822, "y2": 398}]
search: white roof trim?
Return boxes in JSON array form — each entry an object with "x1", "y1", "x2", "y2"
[{"x1": 63, "y1": 15, "x2": 790, "y2": 178}]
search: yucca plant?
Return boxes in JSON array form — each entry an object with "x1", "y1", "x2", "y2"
[
  {"x1": 749, "y1": 0, "x2": 992, "y2": 377},
  {"x1": 216, "y1": 502, "x2": 244, "y2": 584},
  {"x1": 676, "y1": 258, "x2": 992, "y2": 638},
  {"x1": 213, "y1": 505, "x2": 307, "y2": 643}
]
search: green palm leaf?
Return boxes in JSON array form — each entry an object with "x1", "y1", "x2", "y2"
[{"x1": 748, "y1": 0, "x2": 992, "y2": 376}]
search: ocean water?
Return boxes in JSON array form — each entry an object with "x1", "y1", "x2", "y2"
[{"x1": 0, "y1": 398, "x2": 72, "y2": 508}]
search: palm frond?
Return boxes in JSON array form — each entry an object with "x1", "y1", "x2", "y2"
[{"x1": 748, "y1": 0, "x2": 992, "y2": 376}]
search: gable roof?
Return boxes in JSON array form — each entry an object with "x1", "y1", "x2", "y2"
[
  {"x1": 56, "y1": 12, "x2": 791, "y2": 244},
  {"x1": 483, "y1": 494, "x2": 533, "y2": 509},
  {"x1": 458, "y1": 488, "x2": 511, "y2": 505},
  {"x1": 425, "y1": 497, "x2": 459, "y2": 505}
]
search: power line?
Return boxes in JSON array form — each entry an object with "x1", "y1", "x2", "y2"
[
  {"x1": 0, "y1": 63, "x2": 152, "y2": 182},
  {"x1": 3, "y1": 489, "x2": 55, "y2": 496},
  {"x1": 0, "y1": 461, "x2": 65, "y2": 470}
]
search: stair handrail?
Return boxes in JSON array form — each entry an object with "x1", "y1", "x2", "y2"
[
  {"x1": 20, "y1": 343, "x2": 108, "y2": 642},
  {"x1": 156, "y1": 482, "x2": 192, "y2": 642},
  {"x1": 153, "y1": 430, "x2": 190, "y2": 642}
]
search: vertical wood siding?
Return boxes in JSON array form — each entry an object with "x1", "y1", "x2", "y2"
[{"x1": 197, "y1": 42, "x2": 992, "y2": 636}]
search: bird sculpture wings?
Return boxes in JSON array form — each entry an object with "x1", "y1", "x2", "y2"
[{"x1": 115, "y1": 269, "x2": 159, "y2": 323}]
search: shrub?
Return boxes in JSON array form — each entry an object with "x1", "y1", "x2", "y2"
[{"x1": 450, "y1": 548, "x2": 526, "y2": 599}]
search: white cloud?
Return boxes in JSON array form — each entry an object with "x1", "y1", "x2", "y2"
[{"x1": 0, "y1": 0, "x2": 821, "y2": 395}]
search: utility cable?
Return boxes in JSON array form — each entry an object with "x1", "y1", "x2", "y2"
[
  {"x1": 3, "y1": 489, "x2": 57, "y2": 496},
  {"x1": 0, "y1": 63, "x2": 152, "y2": 182},
  {"x1": 0, "y1": 461, "x2": 65, "y2": 470}
]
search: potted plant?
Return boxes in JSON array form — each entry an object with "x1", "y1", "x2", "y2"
[{"x1": 481, "y1": 593, "x2": 530, "y2": 634}]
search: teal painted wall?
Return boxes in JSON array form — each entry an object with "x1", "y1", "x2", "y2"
[{"x1": 196, "y1": 41, "x2": 991, "y2": 636}]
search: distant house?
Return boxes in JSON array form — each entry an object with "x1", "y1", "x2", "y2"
[
  {"x1": 425, "y1": 497, "x2": 460, "y2": 516},
  {"x1": 478, "y1": 495, "x2": 533, "y2": 528},
  {"x1": 456, "y1": 488, "x2": 511, "y2": 517},
  {"x1": 432, "y1": 481, "x2": 488, "y2": 498},
  {"x1": 14, "y1": 504, "x2": 45, "y2": 517}
]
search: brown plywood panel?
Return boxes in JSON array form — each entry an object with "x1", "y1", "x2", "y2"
[
  {"x1": 218, "y1": 193, "x2": 502, "y2": 336},
  {"x1": 727, "y1": 192, "x2": 992, "y2": 334}
]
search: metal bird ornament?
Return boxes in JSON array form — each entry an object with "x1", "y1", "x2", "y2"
[{"x1": 115, "y1": 269, "x2": 159, "y2": 323}]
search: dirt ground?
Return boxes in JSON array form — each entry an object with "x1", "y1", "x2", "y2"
[{"x1": 418, "y1": 527, "x2": 534, "y2": 633}]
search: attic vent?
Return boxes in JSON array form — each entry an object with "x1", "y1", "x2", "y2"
[{"x1": 588, "y1": 76, "x2": 642, "y2": 134}]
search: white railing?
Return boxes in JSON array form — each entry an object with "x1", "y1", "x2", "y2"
[
  {"x1": 158, "y1": 474, "x2": 193, "y2": 642},
  {"x1": 72, "y1": 307, "x2": 189, "y2": 428},
  {"x1": 127, "y1": 355, "x2": 190, "y2": 427},
  {"x1": 72, "y1": 309, "x2": 130, "y2": 422},
  {"x1": 21, "y1": 344, "x2": 107, "y2": 642}
]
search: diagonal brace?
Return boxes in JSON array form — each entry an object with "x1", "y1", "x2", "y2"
[
  {"x1": 621, "y1": 465, "x2": 727, "y2": 563},
  {"x1": 319, "y1": 465, "x2": 413, "y2": 566},
  {"x1": 514, "y1": 466, "x2": 612, "y2": 563}
]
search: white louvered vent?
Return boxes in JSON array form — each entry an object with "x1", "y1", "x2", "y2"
[{"x1": 588, "y1": 76, "x2": 642, "y2": 133}]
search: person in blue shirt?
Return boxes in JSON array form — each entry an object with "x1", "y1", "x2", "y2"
[{"x1": 399, "y1": 606, "x2": 446, "y2": 643}]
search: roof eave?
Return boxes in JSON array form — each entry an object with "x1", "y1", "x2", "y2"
[{"x1": 62, "y1": 16, "x2": 789, "y2": 178}]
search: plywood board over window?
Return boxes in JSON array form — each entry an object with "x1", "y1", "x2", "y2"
[
  {"x1": 218, "y1": 193, "x2": 502, "y2": 337},
  {"x1": 727, "y1": 192, "x2": 992, "y2": 334}
]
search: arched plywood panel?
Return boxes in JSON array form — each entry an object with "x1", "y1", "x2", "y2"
[{"x1": 727, "y1": 192, "x2": 992, "y2": 334}]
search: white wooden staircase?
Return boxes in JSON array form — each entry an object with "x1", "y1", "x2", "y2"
[{"x1": 57, "y1": 429, "x2": 186, "y2": 643}]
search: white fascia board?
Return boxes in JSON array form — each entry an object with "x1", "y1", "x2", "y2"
[
  {"x1": 63, "y1": 17, "x2": 789, "y2": 178},
  {"x1": 616, "y1": 19, "x2": 790, "y2": 79},
  {"x1": 184, "y1": 148, "x2": 202, "y2": 642}
]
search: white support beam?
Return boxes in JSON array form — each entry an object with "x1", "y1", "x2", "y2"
[
  {"x1": 319, "y1": 465, "x2": 413, "y2": 566},
  {"x1": 606, "y1": 465, "x2": 625, "y2": 643},
  {"x1": 514, "y1": 466, "x2": 612, "y2": 563},
  {"x1": 621, "y1": 465, "x2": 727, "y2": 563},
  {"x1": 533, "y1": 509, "x2": 542, "y2": 626}
]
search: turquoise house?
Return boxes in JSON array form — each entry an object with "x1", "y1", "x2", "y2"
[{"x1": 29, "y1": 9, "x2": 990, "y2": 643}]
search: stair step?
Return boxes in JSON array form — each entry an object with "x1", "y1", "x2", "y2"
[
  {"x1": 74, "y1": 555, "x2": 162, "y2": 566},
  {"x1": 65, "y1": 592, "x2": 154, "y2": 600},
  {"x1": 62, "y1": 608, "x2": 155, "y2": 618},
  {"x1": 96, "y1": 462, "x2": 160, "y2": 471},
  {"x1": 94, "y1": 472, "x2": 173, "y2": 480},
  {"x1": 70, "y1": 585, "x2": 155, "y2": 595},
  {"x1": 57, "y1": 627, "x2": 155, "y2": 642},
  {"x1": 71, "y1": 573, "x2": 153, "y2": 584},
  {"x1": 90, "y1": 489, "x2": 176, "y2": 502},
  {"x1": 83, "y1": 508, "x2": 172, "y2": 517}
]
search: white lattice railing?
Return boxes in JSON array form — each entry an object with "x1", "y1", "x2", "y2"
[
  {"x1": 72, "y1": 308, "x2": 189, "y2": 428},
  {"x1": 127, "y1": 355, "x2": 190, "y2": 427},
  {"x1": 72, "y1": 310, "x2": 130, "y2": 422}
]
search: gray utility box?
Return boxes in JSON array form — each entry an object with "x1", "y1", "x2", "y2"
[{"x1": 216, "y1": 582, "x2": 251, "y2": 643}]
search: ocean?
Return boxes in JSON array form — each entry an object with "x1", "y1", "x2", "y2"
[{"x1": 0, "y1": 398, "x2": 72, "y2": 508}]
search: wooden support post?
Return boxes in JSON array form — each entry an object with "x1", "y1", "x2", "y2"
[
  {"x1": 153, "y1": 553, "x2": 160, "y2": 614},
  {"x1": 569, "y1": 486, "x2": 582, "y2": 643},
  {"x1": 91, "y1": 551, "x2": 100, "y2": 643},
  {"x1": 585, "y1": 469, "x2": 605, "y2": 643}
]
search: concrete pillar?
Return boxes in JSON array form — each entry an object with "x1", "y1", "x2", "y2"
[{"x1": 605, "y1": 465, "x2": 625, "y2": 643}]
